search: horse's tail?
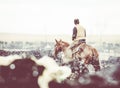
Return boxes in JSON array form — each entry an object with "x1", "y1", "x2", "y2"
[
  {"x1": 92, "y1": 48, "x2": 99, "y2": 60},
  {"x1": 92, "y1": 48, "x2": 100, "y2": 71}
]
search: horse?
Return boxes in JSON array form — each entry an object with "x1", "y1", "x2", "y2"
[{"x1": 54, "y1": 39, "x2": 100, "y2": 72}]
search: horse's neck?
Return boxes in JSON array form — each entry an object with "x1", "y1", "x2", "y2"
[
  {"x1": 62, "y1": 41, "x2": 69, "y2": 47},
  {"x1": 62, "y1": 44, "x2": 69, "y2": 51},
  {"x1": 63, "y1": 46, "x2": 72, "y2": 59},
  {"x1": 61, "y1": 41, "x2": 70, "y2": 51}
]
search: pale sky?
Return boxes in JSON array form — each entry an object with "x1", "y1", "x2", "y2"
[{"x1": 0, "y1": 0, "x2": 120, "y2": 35}]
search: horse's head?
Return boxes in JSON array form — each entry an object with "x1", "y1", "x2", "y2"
[
  {"x1": 55, "y1": 39, "x2": 69, "y2": 51},
  {"x1": 54, "y1": 39, "x2": 69, "y2": 58}
]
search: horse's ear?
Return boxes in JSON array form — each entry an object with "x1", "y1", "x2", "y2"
[
  {"x1": 60, "y1": 39, "x2": 62, "y2": 42},
  {"x1": 55, "y1": 39, "x2": 58, "y2": 44}
]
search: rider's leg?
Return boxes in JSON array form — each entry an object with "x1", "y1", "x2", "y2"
[{"x1": 70, "y1": 40, "x2": 79, "y2": 50}]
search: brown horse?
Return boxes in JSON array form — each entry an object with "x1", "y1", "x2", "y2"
[{"x1": 54, "y1": 39, "x2": 100, "y2": 71}]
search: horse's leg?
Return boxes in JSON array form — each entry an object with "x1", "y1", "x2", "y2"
[
  {"x1": 84, "y1": 55, "x2": 92, "y2": 64},
  {"x1": 84, "y1": 59, "x2": 89, "y2": 65},
  {"x1": 88, "y1": 56, "x2": 100, "y2": 72},
  {"x1": 92, "y1": 59, "x2": 100, "y2": 71}
]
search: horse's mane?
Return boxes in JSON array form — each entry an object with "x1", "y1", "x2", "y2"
[{"x1": 60, "y1": 40, "x2": 70, "y2": 47}]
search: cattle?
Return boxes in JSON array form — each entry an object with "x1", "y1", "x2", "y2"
[
  {"x1": 0, "y1": 55, "x2": 45, "y2": 88},
  {"x1": 31, "y1": 55, "x2": 71, "y2": 88},
  {"x1": 49, "y1": 64, "x2": 120, "y2": 88},
  {"x1": 0, "y1": 54, "x2": 71, "y2": 88},
  {"x1": 1, "y1": 54, "x2": 120, "y2": 88},
  {"x1": 0, "y1": 54, "x2": 24, "y2": 66}
]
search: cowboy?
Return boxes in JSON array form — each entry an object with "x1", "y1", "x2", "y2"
[{"x1": 70, "y1": 18, "x2": 86, "y2": 51}]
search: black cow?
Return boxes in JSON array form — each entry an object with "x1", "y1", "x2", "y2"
[
  {"x1": 0, "y1": 55, "x2": 71, "y2": 88},
  {"x1": 0, "y1": 57, "x2": 45, "y2": 88}
]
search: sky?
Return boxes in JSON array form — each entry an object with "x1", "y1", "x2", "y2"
[{"x1": 0, "y1": 0, "x2": 120, "y2": 35}]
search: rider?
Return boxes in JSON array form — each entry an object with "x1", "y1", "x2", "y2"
[{"x1": 70, "y1": 18, "x2": 86, "y2": 50}]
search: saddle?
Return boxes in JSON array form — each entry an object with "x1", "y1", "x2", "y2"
[{"x1": 71, "y1": 40, "x2": 86, "y2": 57}]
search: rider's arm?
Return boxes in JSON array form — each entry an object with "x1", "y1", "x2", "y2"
[{"x1": 72, "y1": 27, "x2": 77, "y2": 40}]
